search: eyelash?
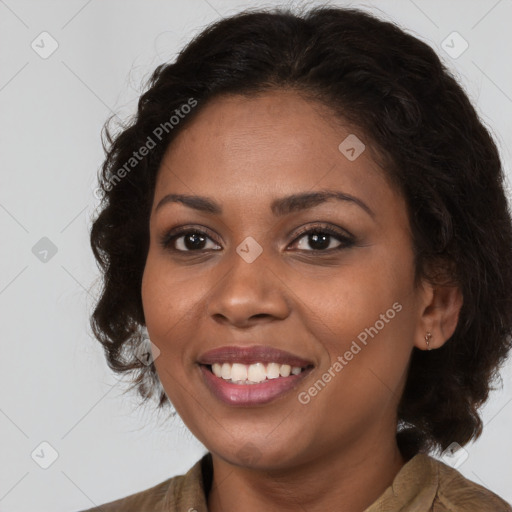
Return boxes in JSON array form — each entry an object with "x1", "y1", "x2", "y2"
[{"x1": 158, "y1": 224, "x2": 355, "y2": 254}]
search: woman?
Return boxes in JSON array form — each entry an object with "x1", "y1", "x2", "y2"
[{"x1": 83, "y1": 5, "x2": 512, "y2": 511}]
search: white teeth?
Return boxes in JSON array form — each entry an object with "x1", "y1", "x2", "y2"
[
  {"x1": 280, "y1": 364, "x2": 291, "y2": 377},
  {"x1": 209, "y1": 362, "x2": 305, "y2": 383},
  {"x1": 231, "y1": 363, "x2": 247, "y2": 381},
  {"x1": 266, "y1": 362, "x2": 281, "y2": 380},
  {"x1": 247, "y1": 362, "x2": 266, "y2": 383},
  {"x1": 212, "y1": 363, "x2": 222, "y2": 377},
  {"x1": 221, "y1": 363, "x2": 231, "y2": 380}
]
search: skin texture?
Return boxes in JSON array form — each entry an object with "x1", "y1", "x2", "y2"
[{"x1": 141, "y1": 90, "x2": 462, "y2": 512}]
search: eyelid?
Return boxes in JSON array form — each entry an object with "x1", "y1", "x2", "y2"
[{"x1": 291, "y1": 222, "x2": 355, "y2": 242}]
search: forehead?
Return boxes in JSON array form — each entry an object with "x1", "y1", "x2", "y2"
[{"x1": 153, "y1": 90, "x2": 398, "y2": 216}]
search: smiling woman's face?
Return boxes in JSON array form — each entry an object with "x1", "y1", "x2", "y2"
[{"x1": 141, "y1": 89, "x2": 430, "y2": 470}]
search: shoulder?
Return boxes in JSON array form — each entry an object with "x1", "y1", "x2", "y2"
[
  {"x1": 426, "y1": 455, "x2": 512, "y2": 512},
  {"x1": 73, "y1": 455, "x2": 209, "y2": 512}
]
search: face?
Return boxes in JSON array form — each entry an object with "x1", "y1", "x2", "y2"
[{"x1": 141, "y1": 90, "x2": 426, "y2": 470}]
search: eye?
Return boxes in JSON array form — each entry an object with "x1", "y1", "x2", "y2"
[
  {"x1": 159, "y1": 227, "x2": 221, "y2": 252},
  {"x1": 289, "y1": 224, "x2": 355, "y2": 252}
]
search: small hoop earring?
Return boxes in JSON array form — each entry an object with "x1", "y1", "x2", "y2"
[{"x1": 425, "y1": 331, "x2": 433, "y2": 351}]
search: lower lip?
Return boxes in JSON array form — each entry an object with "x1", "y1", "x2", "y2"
[{"x1": 199, "y1": 364, "x2": 313, "y2": 406}]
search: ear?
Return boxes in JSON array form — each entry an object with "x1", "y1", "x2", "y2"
[{"x1": 413, "y1": 280, "x2": 463, "y2": 351}]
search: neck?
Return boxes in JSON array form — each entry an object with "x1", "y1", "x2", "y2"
[{"x1": 207, "y1": 436, "x2": 407, "y2": 512}]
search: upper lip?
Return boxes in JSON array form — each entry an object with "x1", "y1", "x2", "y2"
[{"x1": 198, "y1": 345, "x2": 314, "y2": 367}]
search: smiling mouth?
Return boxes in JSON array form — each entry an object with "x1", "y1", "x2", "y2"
[{"x1": 202, "y1": 362, "x2": 314, "y2": 385}]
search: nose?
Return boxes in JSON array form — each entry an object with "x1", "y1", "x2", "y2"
[{"x1": 206, "y1": 250, "x2": 291, "y2": 328}]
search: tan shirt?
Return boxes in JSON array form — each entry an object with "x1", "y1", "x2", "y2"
[{"x1": 78, "y1": 452, "x2": 512, "y2": 511}]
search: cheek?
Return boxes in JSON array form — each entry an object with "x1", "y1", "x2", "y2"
[
  {"x1": 141, "y1": 251, "x2": 204, "y2": 334},
  {"x1": 140, "y1": 256, "x2": 196, "y2": 409},
  {"x1": 291, "y1": 249, "x2": 413, "y2": 335},
  {"x1": 140, "y1": 251, "x2": 221, "y2": 400},
  {"x1": 290, "y1": 244, "x2": 417, "y2": 383},
  {"x1": 291, "y1": 269, "x2": 415, "y2": 435}
]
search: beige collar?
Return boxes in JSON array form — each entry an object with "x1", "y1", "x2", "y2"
[{"x1": 161, "y1": 452, "x2": 438, "y2": 512}]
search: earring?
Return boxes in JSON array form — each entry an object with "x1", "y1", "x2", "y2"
[{"x1": 425, "y1": 331, "x2": 433, "y2": 351}]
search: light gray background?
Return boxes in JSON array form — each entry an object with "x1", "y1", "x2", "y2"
[{"x1": 1, "y1": 1, "x2": 511, "y2": 510}]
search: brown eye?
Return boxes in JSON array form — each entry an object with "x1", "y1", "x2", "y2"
[
  {"x1": 290, "y1": 225, "x2": 355, "y2": 252},
  {"x1": 160, "y1": 228, "x2": 221, "y2": 252}
]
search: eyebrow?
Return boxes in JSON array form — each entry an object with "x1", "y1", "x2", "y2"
[{"x1": 155, "y1": 190, "x2": 375, "y2": 218}]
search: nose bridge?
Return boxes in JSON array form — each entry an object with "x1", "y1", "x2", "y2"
[{"x1": 206, "y1": 239, "x2": 289, "y2": 325}]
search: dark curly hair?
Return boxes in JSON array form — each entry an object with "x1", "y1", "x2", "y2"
[{"x1": 89, "y1": 5, "x2": 512, "y2": 459}]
